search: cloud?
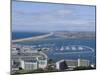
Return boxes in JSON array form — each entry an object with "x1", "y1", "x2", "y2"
[
  {"x1": 12, "y1": 3, "x2": 95, "y2": 32},
  {"x1": 12, "y1": 9, "x2": 73, "y2": 25}
]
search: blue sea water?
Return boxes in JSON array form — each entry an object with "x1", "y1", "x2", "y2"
[
  {"x1": 12, "y1": 32, "x2": 96, "y2": 64},
  {"x1": 12, "y1": 32, "x2": 47, "y2": 40}
]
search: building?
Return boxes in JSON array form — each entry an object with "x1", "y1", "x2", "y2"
[
  {"x1": 78, "y1": 59, "x2": 90, "y2": 67},
  {"x1": 56, "y1": 59, "x2": 90, "y2": 70},
  {"x1": 11, "y1": 46, "x2": 48, "y2": 71},
  {"x1": 19, "y1": 52, "x2": 48, "y2": 70},
  {"x1": 20, "y1": 59, "x2": 38, "y2": 70}
]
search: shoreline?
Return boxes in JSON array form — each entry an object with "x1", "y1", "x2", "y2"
[{"x1": 12, "y1": 32, "x2": 54, "y2": 43}]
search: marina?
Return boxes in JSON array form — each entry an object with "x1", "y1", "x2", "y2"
[{"x1": 11, "y1": 0, "x2": 96, "y2": 74}]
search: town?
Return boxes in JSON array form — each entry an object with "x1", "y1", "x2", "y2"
[{"x1": 11, "y1": 44, "x2": 95, "y2": 75}]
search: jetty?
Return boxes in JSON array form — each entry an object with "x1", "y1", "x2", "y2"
[{"x1": 12, "y1": 32, "x2": 54, "y2": 43}]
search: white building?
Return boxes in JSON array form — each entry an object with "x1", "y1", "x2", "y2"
[
  {"x1": 20, "y1": 59, "x2": 38, "y2": 70},
  {"x1": 78, "y1": 59, "x2": 90, "y2": 67},
  {"x1": 12, "y1": 51, "x2": 48, "y2": 71},
  {"x1": 12, "y1": 48, "x2": 18, "y2": 55},
  {"x1": 56, "y1": 59, "x2": 90, "y2": 70},
  {"x1": 20, "y1": 56, "x2": 47, "y2": 70}
]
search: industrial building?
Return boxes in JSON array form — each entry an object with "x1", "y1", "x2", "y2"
[
  {"x1": 19, "y1": 54, "x2": 48, "y2": 70},
  {"x1": 11, "y1": 46, "x2": 48, "y2": 71},
  {"x1": 56, "y1": 59, "x2": 90, "y2": 70}
]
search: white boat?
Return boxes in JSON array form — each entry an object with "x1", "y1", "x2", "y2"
[
  {"x1": 71, "y1": 46, "x2": 76, "y2": 50},
  {"x1": 65, "y1": 46, "x2": 70, "y2": 50},
  {"x1": 78, "y1": 46, "x2": 83, "y2": 50},
  {"x1": 60, "y1": 46, "x2": 64, "y2": 51}
]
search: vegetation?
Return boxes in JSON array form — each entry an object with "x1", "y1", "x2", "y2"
[
  {"x1": 46, "y1": 59, "x2": 58, "y2": 72},
  {"x1": 59, "y1": 60, "x2": 68, "y2": 71},
  {"x1": 74, "y1": 66, "x2": 96, "y2": 70},
  {"x1": 12, "y1": 59, "x2": 96, "y2": 75}
]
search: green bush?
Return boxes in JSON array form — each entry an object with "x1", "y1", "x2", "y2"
[{"x1": 74, "y1": 66, "x2": 95, "y2": 70}]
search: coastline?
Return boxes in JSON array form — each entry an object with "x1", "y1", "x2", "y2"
[{"x1": 12, "y1": 32, "x2": 54, "y2": 43}]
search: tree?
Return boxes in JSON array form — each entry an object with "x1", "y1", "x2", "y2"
[
  {"x1": 48, "y1": 59, "x2": 54, "y2": 64},
  {"x1": 74, "y1": 66, "x2": 95, "y2": 70},
  {"x1": 59, "y1": 60, "x2": 68, "y2": 71},
  {"x1": 19, "y1": 67, "x2": 23, "y2": 70}
]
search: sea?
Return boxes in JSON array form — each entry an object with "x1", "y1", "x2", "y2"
[{"x1": 12, "y1": 32, "x2": 96, "y2": 64}]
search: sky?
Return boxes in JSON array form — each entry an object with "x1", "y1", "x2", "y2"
[{"x1": 12, "y1": 1, "x2": 96, "y2": 32}]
